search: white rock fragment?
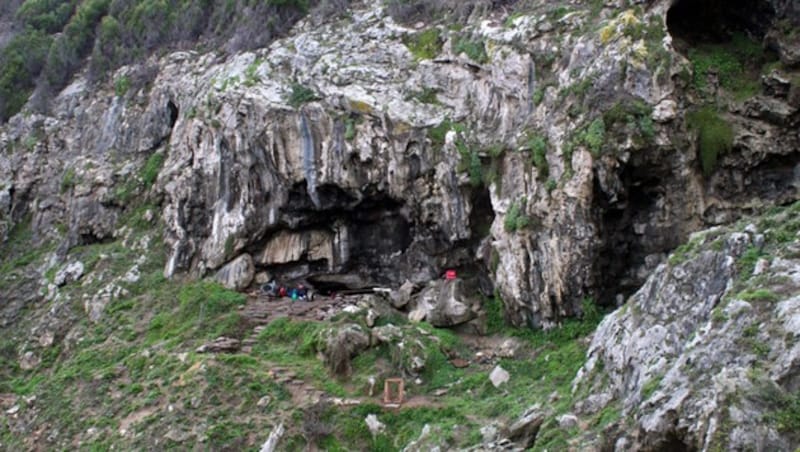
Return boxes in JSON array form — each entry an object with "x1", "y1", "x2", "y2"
[{"x1": 489, "y1": 365, "x2": 510, "y2": 388}]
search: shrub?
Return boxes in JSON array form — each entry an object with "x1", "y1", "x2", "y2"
[
  {"x1": 288, "y1": 83, "x2": 317, "y2": 107},
  {"x1": 114, "y1": 75, "x2": 130, "y2": 96},
  {"x1": 141, "y1": 151, "x2": 165, "y2": 187},
  {"x1": 453, "y1": 35, "x2": 487, "y2": 64},
  {"x1": 60, "y1": 168, "x2": 77, "y2": 193},
  {"x1": 688, "y1": 32, "x2": 771, "y2": 100},
  {"x1": 504, "y1": 198, "x2": 530, "y2": 232},
  {"x1": 0, "y1": 29, "x2": 52, "y2": 121},
  {"x1": 455, "y1": 140, "x2": 482, "y2": 187},
  {"x1": 403, "y1": 28, "x2": 442, "y2": 61},
  {"x1": 527, "y1": 134, "x2": 549, "y2": 179},
  {"x1": 580, "y1": 118, "x2": 606, "y2": 155},
  {"x1": 687, "y1": 107, "x2": 733, "y2": 175}
]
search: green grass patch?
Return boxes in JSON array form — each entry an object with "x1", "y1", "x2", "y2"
[
  {"x1": 688, "y1": 32, "x2": 774, "y2": 101},
  {"x1": 526, "y1": 134, "x2": 549, "y2": 179},
  {"x1": 737, "y1": 289, "x2": 779, "y2": 303},
  {"x1": 453, "y1": 35, "x2": 488, "y2": 64},
  {"x1": 141, "y1": 151, "x2": 165, "y2": 187},
  {"x1": 403, "y1": 28, "x2": 442, "y2": 61},
  {"x1": 687, "y1": 107, "x2": 733, "y2": 176},
  {"x1": 288, "y1": 83, "x2": 317, "y2": 107},
  {"x1": 504, "y1": 197, "x2": 530, "y2": 233}
]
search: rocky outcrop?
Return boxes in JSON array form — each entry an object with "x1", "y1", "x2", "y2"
[
  {"x1": 1, "y1": 0, "x2": 799, "y2": 330},
  {"x1": 572, "y1": 204, "x2": 800, "y2": 450},
  {"x1": 408, "y1": 279, "x2": 478, "y2": 327}
]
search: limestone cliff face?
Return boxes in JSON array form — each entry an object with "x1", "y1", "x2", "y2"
[
  {"x1": 571, "y1": 206, "x2": 800, "y2": 450},
  {"x1": 1, "y1": 0, "x2": 799, "y2": 328}
]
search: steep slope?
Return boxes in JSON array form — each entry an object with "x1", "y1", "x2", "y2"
[
  {"x1": 2, "y1": 0, "x2": 798, "y2": 329},
  {"x1": 0, "y1": 0, "x2": 800, "y2": 449},
  {"x1": 571, "y1": 201, "x2": 800, "y2": 450}
]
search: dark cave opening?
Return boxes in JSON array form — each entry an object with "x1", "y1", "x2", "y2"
[
  {"x1": 167, "y1": 100, "x2": 179, "y2": 129},
  {"x1": 251, "y1": 183, "x2": 496, "y2": 293},
  {"x1": 666, "y1": 0, "x2": 775, "y2": 50},
  {"x1": 594, "y1": 156, "x2": 686, "y2": 306}
]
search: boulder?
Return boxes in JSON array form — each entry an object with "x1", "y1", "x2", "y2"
[
  {"x1": 489, "y1": 365, "x2": 510, "y2": 388},
  {"x1": 409, "y1": 279, "x2": 476, "y2": 327},
  {"x1": 214, "y1": 254, "x2": 254, "y2": 291},
  {"x1": 365, "y1": 414, "x2": 385, "y2": 437},
  {"x1": 505, "y1": 406, "x2": 544, "y2": 449},
  {"x1": 54, "y1": 261, "x2": 84, "y2": 286},
  {"x1": 390, "y1": 280, "x2": 416, "y2": 309},
  {"x1": 320, "y1": 323, "x2": 370, "y2": 376}
]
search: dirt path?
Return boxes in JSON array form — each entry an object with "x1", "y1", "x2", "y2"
[{"x1": 241, "y1": 292, "x2": 358, "y2": 324}]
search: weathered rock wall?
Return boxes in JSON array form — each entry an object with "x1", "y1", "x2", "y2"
[
  {"x1": 572, "y1": 206, "x2": 800, "y2": 450},
  {"x1": 1, "y1": 0, "x2": 799, "y2": 328}
]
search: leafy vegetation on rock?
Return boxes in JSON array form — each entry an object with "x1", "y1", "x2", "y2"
[
  {"x1": 687, "y1": 107, "x2": 733, "y2": 176},
  {"x1": 688, "y1": 33, "x2": 775, "y2": 101},
  {"x1": 0, "y1": 0, "x2": 314, "y2": 121},
  {"x1": 403, "y1": 28, "x2": 442, "y2": 61}
]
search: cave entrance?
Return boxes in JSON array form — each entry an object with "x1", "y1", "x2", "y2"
[
  {"x1": 666, "y1": 0, "x2": 775, "y2": 48},
  {"x1": 593, "y1": 152, "x2": 687, "y2": 306}
]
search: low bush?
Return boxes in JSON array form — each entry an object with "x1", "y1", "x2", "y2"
[
  {"x1": 403, "y1": 28, "x2": 442, "y2": 61},
  {"x1": 686, "y1": 107, "x2": 733, "y2": 175},
  {"x1": 288, "y1": 83, "x2": 317, "y2": 107}
]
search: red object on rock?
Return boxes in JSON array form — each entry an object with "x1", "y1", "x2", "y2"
[{"x1": 445, "y1": 269, "x2": 457, "y2": 280}]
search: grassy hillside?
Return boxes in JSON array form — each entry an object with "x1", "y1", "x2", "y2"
[{"x1": 0, "y1": 199, "x2": 608, "y2": 449}]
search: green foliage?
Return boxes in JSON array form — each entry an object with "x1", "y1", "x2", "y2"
[
  {"x1": 409, "y1": 86, "x2": 439, "y2": 104},
  {"x1": 504, "y1": 197, "x2": 530, "y2": 233},
  {"x1": 688, "y1": 33, "x2": 773, "y2": 101},
  {"x1": 737, "y1": 246, "x2": 764, "y2": 280},
  {"x1": 147, "y1": 280, "x2": 246, "y2": 344},
  {"x1": 526, "y1": 134, "x2": 549, "y2": 179},
  {"x1": 668, "y1": 235, "x2": 704, "y2": 266},
  {"x1": 641, "y1": 374, "x2": 663, "y2": 400},
  {"x1": 60, "y1": 168, "x2": 77, "y2": 193},
  {"x1": 141, "y1": 152, "x2": 165, "y2": 187},
  {"x1": 288, "y1": 82, "x2": 317, "y2": 107},
  {"x1": 560, "y1": 75, "x2": 595, "y2": 102},
  {"x1": 17, "y1": 0, "x2": 75, "y2": 33},
  {"x1": 114, "y1": 75, "x2": 130, "y2": 96},
  {"x1": 602, "y1": 99, "x2": 654, "y2": 144},
  {"x1": 244, "y1": 58, "x2": 263, "y2": 87},
  {"x1": 427, "y1": 119, "x2": 464, "y2": 149},
  {"x1": 687, "y1": 107, "x2": 733, "y2": 176},
  {"x1": 0, "y1": 29, "x2": 52, "y2": 120},
  {"x1": 737, "y1": 289, "x2": 779, "y2": 303},
  {"x1": 403, "y1": 28, "x2": 442, "y2": 61},
  {"x1": 767, "y1": 389, "x2": 800, "y2": 432},
  {"x1": 455, "y1": 140, "x2": 482, "y2": 187},
  {"x1": 0, "y1": 0, "x2": 314, "y2": 121},
  {"x1": 223, "y1": 235, "x2": 235, "y2": 260},
  {"x1": 578, "y1": 117, "x2": 606, "y2": 155},
  {"x1": 257, "y1": 317, "x2": 324, "y2": 357},
  {"x1": 265, "y1": 0, "x2": 309, "y2": 11},
  {"x1": 531, "y1": 88, "x2": 545, "y2": 106},
  {"x1": 344, "y1": 117, "x2": 357, "y2": 141},
  {"x1": 453, "y1": 35, "x2": 488, "y2": 64}
]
